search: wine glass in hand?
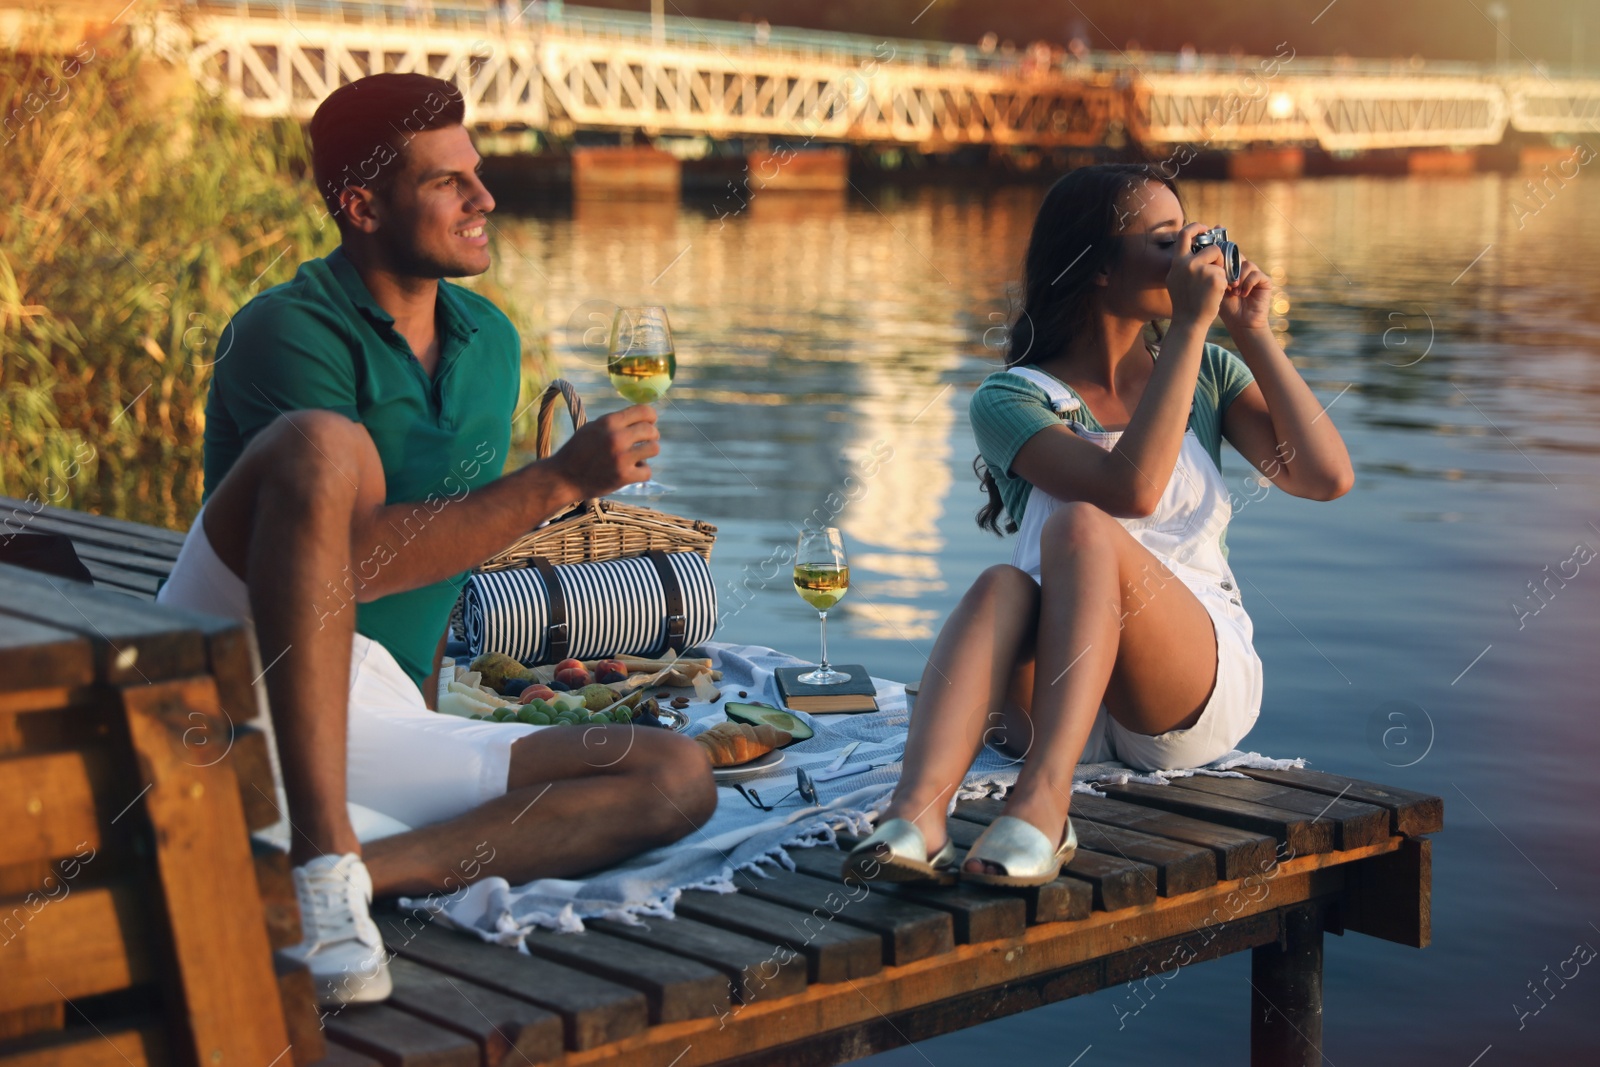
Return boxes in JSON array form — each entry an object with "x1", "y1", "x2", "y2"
[
  {"x1": 794, "y1": 527, "x2": 851, "y2": 685},
  {"x1": 607, "y1": 306, "x2": 676, "y2": 496}
]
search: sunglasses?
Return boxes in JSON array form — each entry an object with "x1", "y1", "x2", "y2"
[{"x1": 734, "y1": 768, "x2": 819, "y2": 812}]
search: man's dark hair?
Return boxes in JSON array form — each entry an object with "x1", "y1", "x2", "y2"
[{"x1": 309, "y1": 72, "x2": 466, "y2": 224}]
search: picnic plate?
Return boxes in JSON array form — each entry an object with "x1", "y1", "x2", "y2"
[{"x1": 712, "y1": 750, "x2": 784, "y2": 784}]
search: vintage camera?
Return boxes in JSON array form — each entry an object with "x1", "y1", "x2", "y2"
[{"x1": 1191, "y1": 227, "x2": 1242, "y2": 284}]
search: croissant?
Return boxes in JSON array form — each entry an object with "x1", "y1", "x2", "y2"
[{"x1": 694, "y1": 721, "x2": 792, "y2": 767}]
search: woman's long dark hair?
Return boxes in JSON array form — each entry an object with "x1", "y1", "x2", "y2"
[{"x1": 975, "y1": 164, "x2": 1181, "y2": 535}]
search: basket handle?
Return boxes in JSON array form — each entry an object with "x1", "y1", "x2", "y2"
[
  {"x1": 534, "y1": 379, "x2": 604, "y2": 514},
  {"x1": 535, "y1": 379, "x2": 587, "y2": 460}
]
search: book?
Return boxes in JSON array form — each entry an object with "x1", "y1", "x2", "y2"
[{"x1": 774, "y1": 665, "x2": 878, "y2": 714}]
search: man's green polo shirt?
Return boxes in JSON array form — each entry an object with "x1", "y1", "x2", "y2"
[{"x1": 202, "y1": 245, "x2": 520, "y2": 687}]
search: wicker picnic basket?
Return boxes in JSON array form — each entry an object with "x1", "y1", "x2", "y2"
[{"x1": 449, "y1": 380, "x2": 717, "y2": 640}]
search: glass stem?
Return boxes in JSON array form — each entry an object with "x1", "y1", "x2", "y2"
[{"x1": 817, "y1": 610, "x2": 829, "y2": 671}]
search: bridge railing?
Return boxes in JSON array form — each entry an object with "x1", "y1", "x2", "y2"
[{"x1": 188, "y1": 0, "x2": 1532, "y2": 82}]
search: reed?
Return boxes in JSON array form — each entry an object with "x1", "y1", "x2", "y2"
[{"x1": 1, "y1": 39, "x2": 553, "y2": 529}]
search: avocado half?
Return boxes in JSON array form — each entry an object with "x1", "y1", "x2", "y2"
[{"x1": 724, "y1": 702, "x2": 814, "y2": 744}]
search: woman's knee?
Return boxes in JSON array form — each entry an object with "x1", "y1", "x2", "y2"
[
  {"x1": 1040, "y1": 501, "x2": 1112, "y2": 553},
  {"x1": 968, "y1": 563, "x2": 1036, "y2": 604}
]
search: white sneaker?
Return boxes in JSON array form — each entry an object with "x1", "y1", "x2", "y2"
[{"x1": 282, "y1": 853, "x2": 393, "y2": 1006}]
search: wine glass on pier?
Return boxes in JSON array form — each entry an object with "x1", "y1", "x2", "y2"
[
  {"x1": 793, "y1": 527, "x2": 851, "y2": 685},
  {"x1": 607, "y1": 305, "x2": 676, "y2": 496}
]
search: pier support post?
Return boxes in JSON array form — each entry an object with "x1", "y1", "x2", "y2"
[{"x1": 1250, "y1": 901, "x2": 1324, "y2": 1066}]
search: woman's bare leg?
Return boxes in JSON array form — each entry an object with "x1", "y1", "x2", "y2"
[
  {"x1": 877, "y1": 564, "x2": 1042, "y2": 856},
  {"x1": 969, "y1": 501, "x2": 1220, "y2": 873}
]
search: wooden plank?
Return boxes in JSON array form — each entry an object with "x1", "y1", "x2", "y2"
[
  {"x1": 1240, "y1": 767, "x2": 1444, "y2": 836},
  {"x1": 518, "y1": 926, "x2": 731, "y2": 1025},
  {"x1": 672, "y1": 890, "x2": 883, "y2": 985},
  {"x1": 731, "y1": 867, "x2": 954, "y2": 966},
  {"x1": 837, "y1": 824, "x2": 1091, "y2": 926},
  {"x1": 0, "y1": 1021, "x2": 165, "y2": 1067},
  {"x1": 590, "y1": 915, "x2": 808, "y2": 1004},
  {"x1": 1252, "y1": 900, "x2": 1325, "y2": 1065},
  {"x1": 0, "y1": 495, "x2": 186, "y2": 548},
  {"x1": 381, "y1": 919, "x2": 648, "y2": 1051},
  {"x1": 0, "y1": 703, "x2": 117, "y2": 759},
  {"x1": 946, "y1": 801, "x2": 1158, "y2": 911},
  {"x1": 197, "y1": 622, "x2": 267, "y2": 757},
  {"x1": 1098, "y1": 782, "x2": 1335, "y2": 856},
  {"x1": 1340, "y1": 836, "x2": 1430, "y2": 948},
  {"x1": 1063, "y1": 793, "x2": 1278, "y2": 880},
  {"x1": 0, "y1": 1003, "x2": 62, "y2": 1042},
  {"x1": 232, "y1": 725, "x2": 282, "y2": 833},
  {"x1": 384, "y1": 956, "x2": 564, "y2": 1067},
  {"x1": 323, "y1": 1003, "x2": 478, "y2": 1067},
  {"x1": 0, "y1": 564, "x2": 208, "y2": 685},
  {"x1": 0, "y1": 749, "x2": 118, "y2": 865},
  {"x1": 542, "y1": 846, "x2": 1374, "y2": 1067},
  {"x1": 0, "y1": 881, "x2": 153, "y2": 1010},
  {"x1": 80, "y1": 560, "x2": 162, "y2": 596},
  {"x1": 274, "y1": 952, "x2": 328, "y2": 1066},
  {"x1": 119, "y1": 677, "x2": 290, "y2": 1063},
  {"x1": 1069, "y1": 819, "x2": 1217, "y2": 897},
  {"x1": 712, "y1": 910, "x2": 1284, "y2": 1067},
  {"x1": 1170, "y1": 776, "x2": 1391, "y2": 851},
  {"x1": 781, "y1": 844, "x2": 1026, "y2": 944},
  {"x1": 254, "y1": 838, "x2": 302, "y2": 950},
  {"x1": 0, "y1": 613, "x2": 93, "y2": 694},
  {"x1": 307, "y1": 1045, "x2": 383, "y2": 1067}
]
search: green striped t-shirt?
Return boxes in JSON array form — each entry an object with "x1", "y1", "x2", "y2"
[{"x1": 969, "y1": 342, "x2": 1256, "y2": 547}]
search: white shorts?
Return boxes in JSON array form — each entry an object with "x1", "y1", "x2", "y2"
[
  {"x1": 1048, "y1": 567, "x2": 1262, "y2": 773},
  {"x1": 156, "y1": 508, "x2": 538, "y2": 831}
]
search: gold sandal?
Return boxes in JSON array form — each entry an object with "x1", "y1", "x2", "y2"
[
  {"x1": 841, "y1": 818, "x2": 959, "y2": 886},
  {"x1": 961, "y1": 815, "x2": 1078, "y2": 888}
]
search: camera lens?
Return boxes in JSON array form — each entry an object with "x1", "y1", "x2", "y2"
[{"x1": 1223, "y1": 244, "x2": 1241, "y2": 283}]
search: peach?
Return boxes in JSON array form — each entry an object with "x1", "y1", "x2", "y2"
[
  {"x1": 518, "y1": 684, "x2": 558, "y2": 705},
  {"x1": 554, "y1": 666, "x2": 592, "y2": 689}
]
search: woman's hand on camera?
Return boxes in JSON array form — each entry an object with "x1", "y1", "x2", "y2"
[
  {"x1": 1167, "y1": 222, "x2": 1229, "y2": 325},
  {"x1": 1219, "y1": 259, "x2": 1272, "y2": 334}
]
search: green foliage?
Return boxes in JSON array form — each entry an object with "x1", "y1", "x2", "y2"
[{"x1": 1, "y1": 40, "x2": 554, "y2": 527}]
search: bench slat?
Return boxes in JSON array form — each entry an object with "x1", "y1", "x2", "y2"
[
  {"x1": 0, "y1": 565, "x2": 208, "y2": 685},
  {"x1": 0, "y1": 613, "x2": 93, "y2": 695},
  {"x1": 1065, "y1": 793, "x2": 1279, "y2": 879},
  {"x1": 1169, "y1": 777, "x2": 1391, "y2": 850},
  {"x1": 0, "y1": 881, "x2": 154, "y2": 1011},
  {"x1": 782, "y1": 844, "x2": 1028, "y2": 944},
  {"x1": 0, "y1": 749, "x2": 119, "y2": 866},
  {"x1": 518, "y1": 926, "x2": 730, "y2": 1025},
  {"x1": 948, "y1": 803, "x2": 1159, "y2": 911},
  {"x1": 384, "y1": 956, "x2": 565, "y2": 1067},
  {"x1": 120, "y1": 678, "x2": 291, "y2": 1062},
  {"x1": 0, "y1": 1021, "x2": 164, "y2": 1067},
  {"x1": 1239, "y1": 767, "x2": 1444, "y2": 836},
  {"x1": 589, "y1": 914, "x2": 808, "y2": 1004},
  {"x1": 381, "y1": 921, "x2": 648, "y2": 1051},
  {"x1": 0, "y1": 495, "x2": 186, "y2": 548},
  {"x1": 1098, "y1": 782, "x2": 1336, "y2": 856},
  {"x1": 323, "y1": 1003, "x2": 478, "y2": 1067},
  {"x1": 672, "y1": 889, "x2": 883, "y2": 985},
  {"x1": 732, "y1": 867, "x2": 954, "y2": 966}
]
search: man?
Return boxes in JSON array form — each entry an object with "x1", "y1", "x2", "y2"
[{"x1": 157, "y1": 73, "x2": 716, "y2": 1006}]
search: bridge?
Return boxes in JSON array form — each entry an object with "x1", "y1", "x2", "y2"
[{"x1": 172, "y1": 0, "x2": 1600, "y2": 154}]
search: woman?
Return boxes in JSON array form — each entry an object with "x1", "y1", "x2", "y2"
[{"x1": 845, "y1": 164, "x2": 1354, "y2": 887}]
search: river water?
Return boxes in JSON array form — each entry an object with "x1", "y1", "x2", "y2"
[{"x1": 489, "y1": 171, "x2": 1600, "y2": 1064}]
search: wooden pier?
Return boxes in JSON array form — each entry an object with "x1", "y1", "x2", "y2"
[{"x1": 0, "y1": 494, "x2": 1439, "y2": 1066}]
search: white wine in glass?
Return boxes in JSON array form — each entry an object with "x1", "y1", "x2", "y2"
[
  {"x1": 607, "y1": 306, "x2": 675, "y2": 496},
  {"x1": 794, "y1": 528, "x2": 851, "y2": 685}
]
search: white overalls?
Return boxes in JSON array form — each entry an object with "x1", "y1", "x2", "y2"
[{"x1": 1004, "y1": 364, "x2": 1263, "y2": 771}]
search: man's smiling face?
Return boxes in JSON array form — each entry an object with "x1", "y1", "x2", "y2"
[{"x1": 371, "y1": 125, "x2": 495, "y2": 279}]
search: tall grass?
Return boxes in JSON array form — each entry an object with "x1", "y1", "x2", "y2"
[{"x1": 1, "y1": 36, "x2": 553, "y2": 530}]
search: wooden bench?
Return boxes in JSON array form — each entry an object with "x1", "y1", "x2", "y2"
[{"x1": 0, "y1": 495, "x2": 1441, "y2": 1066}]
